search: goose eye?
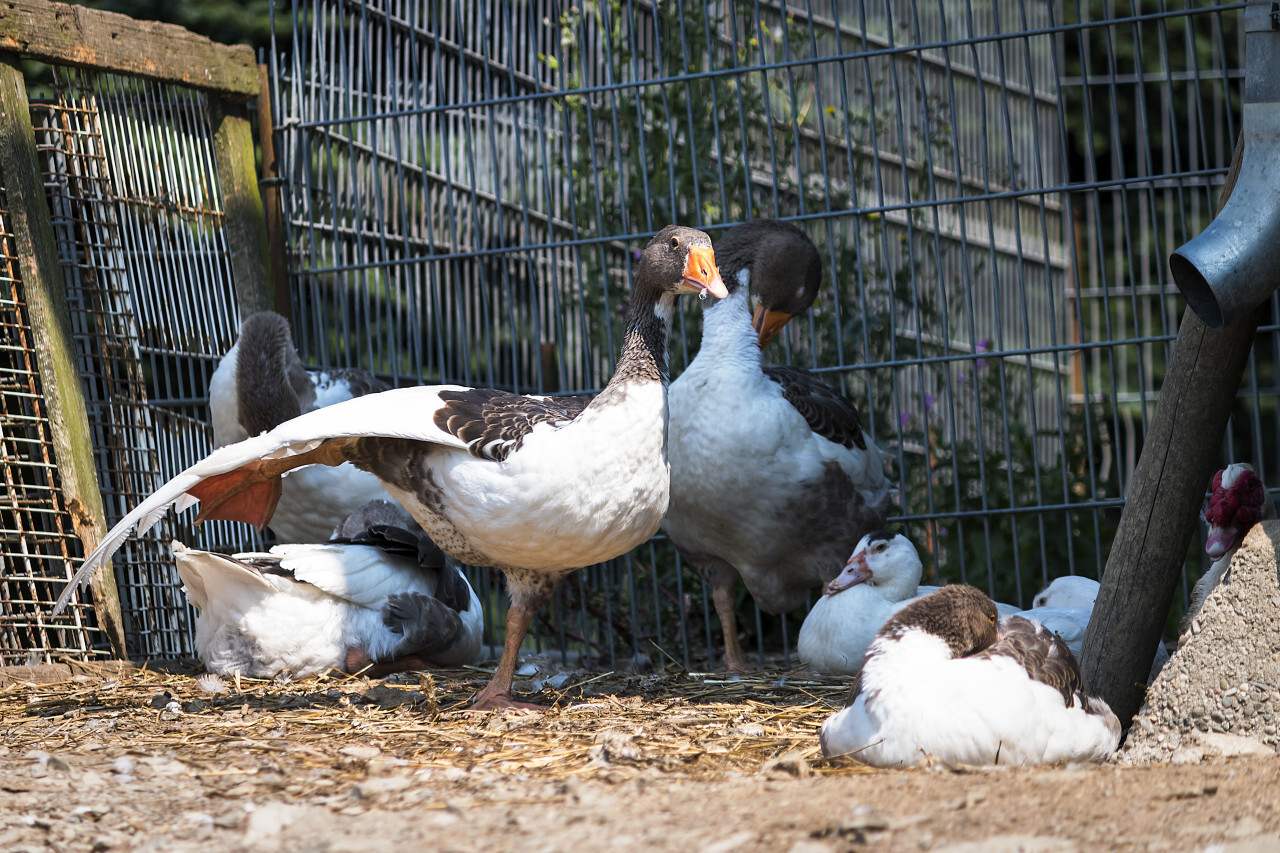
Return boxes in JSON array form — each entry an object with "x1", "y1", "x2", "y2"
[
  {"x1": 669, "y1": 236, "x2": 680, "y2": 249},
  {"x1": 988, "y1": 614, "x2": 997, "y2": 625}
]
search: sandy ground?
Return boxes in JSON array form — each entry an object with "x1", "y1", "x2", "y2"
[{"x1": 2, "y1": 661, "x2": 1280, "y2": 853}]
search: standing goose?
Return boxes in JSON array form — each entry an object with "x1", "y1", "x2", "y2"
[
  {"x1": 209, "y1": 311, "x2": 397, "y2": 542},
  {"x1": 665, "y1": 219, "x2": 892, "y2": 671},
  {"x1": 173, "y1": 501, "x2": 483, "y2": 680},
  {"x1": 819, "y1": 584, "x2": 1121, "y2": 767},
  {"x1": 55, "y1": 225, "x2": 727, "y2": 710}
]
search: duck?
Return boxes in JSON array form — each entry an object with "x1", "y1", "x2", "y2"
[
  {"x1": 54, "y1": 225, "x2": 727, "y2": 710},
  {"x1": 173, "y1": 500, "x2": 483, "y2": 680},
  {"x1": 209, "y1": 311, "x2": 397, "y2": 543},
  {"x1": 664, "y1": 219, "x2": 892, "y2": 671},
  {"x1": 797, "y1": 531, "x2": 922, "y2": 675},
  {"x1": 1017, "y1": 575, "x2": 1169, "y2": 683},
  {"x1": 797, "y1": 531, "x2": 1019, "y2": 675},
  {"x1": 1182, "y1": 462, "x2": 1276, "y2": 633},
  {"x1": 819, "y1": 584, "x2": 1122, "y2": 767}
]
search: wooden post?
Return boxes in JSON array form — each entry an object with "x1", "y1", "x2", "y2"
[
  {"x1": 1081, "y1": 134, "x2": 1255, "y2": 727},
  {"x1": 257, "y1": 65, "x2": 292, "y2": 324},
  {"x1": 0, "y1": 52, "x2": 127, "y2": 658},
  {"x1": 207, "y1": 94, "x2": 275, "y2": 318}
]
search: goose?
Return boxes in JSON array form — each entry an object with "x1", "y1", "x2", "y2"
[
  {"x1": 797, "y1": 531, "x2": 921, "y2": 675},
  {"x1": 173, "y1": 501, "x2": 482, "y2": 680},
  {"x1": 55, "y1": 225, "x2": 727, "y2": 709},
  {"x1": 1017, "y1": 575, "x2": 1169, "y2": 683},
  {"x1": 209, "y1": 311, "x2": 397, "y2": 543},
  {"x1": 797, "y1": 531, "x2": 1018, "y2": 675},
  {"x1": 1182, "y1": 462, "x2": 1276, "y2": 633},
  {"x1": 819, "y1": 584, "x2": 1121, "y2": 768},
  {"x1": 664, "y1": 219, "x2": 892, "y2": 671}
]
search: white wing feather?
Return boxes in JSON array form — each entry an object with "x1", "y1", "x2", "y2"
[{"x1": 53, "y1": 385, "x2": 474, "y2": 615}]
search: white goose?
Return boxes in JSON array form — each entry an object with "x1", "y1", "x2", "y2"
[
  {"x1": 664, "y1": 219, "x2": 892, "y2": 671},
  {"x1": 797, "y1": 531, "x2": 921, "y2": 675},
  {"x1": 174, "y1": 501, "x2": 482, "y2": 680},
  {"x1": 819, "y1": 584, "x2": 1121, "y2": 768},
  {"x1": 1017, "y1": 575, "x2": 1169, "y2": 683},
  {"x1": 56, "y1": 225, "x2": 727, "y2": 709},
  {"x1": 1182, "y1": 462, "x2": 1276, "y2": 633},
  {"x1": 209, "y1": 311, "x2": 396, "y2": 542}
]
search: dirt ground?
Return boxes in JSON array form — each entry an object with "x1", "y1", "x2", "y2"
[{"x1": 2, "y1": 661, "x2": 1279, "y2": 853}]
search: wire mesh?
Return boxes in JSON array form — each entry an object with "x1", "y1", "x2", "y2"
[
  {"x1": 269, "y1": 0, "x2": 1255, "y2": 671},
  {"x1": 18, "y1": 68, "x2": 260, "y2": 659}
]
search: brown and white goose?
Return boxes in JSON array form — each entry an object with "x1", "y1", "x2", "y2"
[
  {"x1": 55, "y1": 225, "x2": 727, "y2": 710},
  {"x1": 209, "y1": 311, "x2": 397, "y2": 542},
  {"x1": 664, "y1": 219, "x2": 892, "y2": 671},
  {"x1": 819, "y1": 584, "x2": 1121, "y2": 767}
]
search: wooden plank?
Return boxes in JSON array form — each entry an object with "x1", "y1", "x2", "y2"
[
  {"x1": 0, "y1": 0, "x2": 257, "y2": 97},
  {"x1": 257, "y1": 65, "x2": 292, "y2": 324},
  {"x1": 1081, "y1": 133, "x2": 1256, "y2": 728},
  {"x1": 208, "y1": 94, "x2": 274, "y2": 317},
  {"x1": 0, "y1": 53, "x2": 127, "y2": 658}
]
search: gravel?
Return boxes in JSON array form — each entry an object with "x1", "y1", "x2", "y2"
[{"x1": 1120, "y1": 520, "x2": 1280, "y2": 764}]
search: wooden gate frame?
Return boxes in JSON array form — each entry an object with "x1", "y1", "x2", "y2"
[{"x1": 0, "y1": 0, "x2": 278, "y2": 658}]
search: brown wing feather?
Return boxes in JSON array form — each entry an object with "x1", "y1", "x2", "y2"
[
  {"x1": 762, "y1": 364, "x2": 867, "y2": 451},
  {"x1": 971, "y1": 614, "x2": 1084, "y2": 706},
  {"x1": 433, "y1": 389, "x2": 591, "y2": 462}
]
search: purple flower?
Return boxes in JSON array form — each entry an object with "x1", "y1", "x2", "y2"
[
  {"x1": 938, "y1": 527, "x2": 949, "y2": 538},
  {"x1": 631, "y1": 249, "x2": 643, "y2": 263},
  {"x1": 975, "y1": 338, "x2": 991, "y2": 369},
  {"x1": 899, "y1": 411, "x2": 912, "y2": 427},
  {"x1": 923, "y1": 393, "x2": 935, "y2": 410},
  {"x1": 957, "y1": 373, "x2": 968, "y2": 383}
]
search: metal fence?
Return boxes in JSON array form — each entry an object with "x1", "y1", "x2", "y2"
[{"x1": 266, "y1": 0, "x2": 1253, "y2": 670}]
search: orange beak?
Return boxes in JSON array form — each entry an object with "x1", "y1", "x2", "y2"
[
  {"x1": 752, "y1": 305, "x2": 795, "y2": 348},
  {"x1": 680, "y1": 245, "x2": 728, "y2": 300}
]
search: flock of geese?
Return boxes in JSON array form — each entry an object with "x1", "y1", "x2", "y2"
[{"x1": 50, "y1": 220, "x2": 1272, "y2": 768}]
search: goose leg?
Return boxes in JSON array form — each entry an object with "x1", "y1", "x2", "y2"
[
  {"x1": 470, "y1": 598, "x2": 543, "y2": 711},
  {"x1": 710, "y1": 580, "x2": 750, "y2": 673}
]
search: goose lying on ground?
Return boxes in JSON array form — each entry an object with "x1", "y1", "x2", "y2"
[
  {"x1": 819, "y1": 584, "x2": 1122, "y2": 767},
  {"x1": 174, "y1": 501, "x2": 482, "y2": 680},
  {"x1": 1018, "y1": 575, "x2": 1169, "y2": 683},
  {"x1": 664, "y1": 219, "x2": 891, "y2": 671},
  {"x1": 209, "y1": 311, "x2": 396, "y2": 542},
  {"x1": 56, "y1": 225, "x2": 727, "y2": 710}
]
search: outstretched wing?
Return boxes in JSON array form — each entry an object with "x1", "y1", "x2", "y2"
[
  {"x1": 53, "y1": 385, "x2": 476, "y2": 615},
  {"x1": 433, "y1": 389, "x2": 592, "y2": 461},
  {"x1": 762, "y1": 364, "x2": 867, "y2": 451}
]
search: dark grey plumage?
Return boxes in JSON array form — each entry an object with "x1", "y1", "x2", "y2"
[
  {"x1": 975, "y1": 615, "x2": 1086, "y2": 708},
  {"x1": 762, "y1": 364, "x2": 868, "y2": 450},
  {"x1": 432, "y1": 389, "x2": 592, "y2": 462}
]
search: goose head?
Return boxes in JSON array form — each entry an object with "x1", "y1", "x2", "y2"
[
  {"x1": 707, "y1": 220, "x2": 821, "y2": 347},
  {"x1": 881, "y1": 584, "x2": 1000, "y2": 658},
  {"x1": 1031, "y1": 575, "x2": 1099, "y2": 609},
  {"x1": 638, "y1": 225, "x2": 727, "y2": 301},
  {"x1": 824, "y1": 531, "x2": 922, "y2": 602},
  {"x1": 1205, "y1": 463, "x2": 1274, "y2": 559}
]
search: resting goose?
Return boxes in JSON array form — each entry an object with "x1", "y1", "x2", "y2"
[
  {"x1": 55, "y1": 225, "x2": 726, "y2": 710},
  {"x1": 173, "y1": 501, "x2": 482, "y2": 680},
  {"x1": 819, "y1": 584, "x2": 1121, "y2": 767},
  {"x1": 664, "y1": 219, "x2": 891, "y2": 671},
  {"x1": 1018, "y1": 575, "x2": 1169, "y2": 683},
  {"x1": 1182, "y1": 462, "x2": 1276, "y2": 633},
  {"x1": 209, "y1": 311, "x2": 396, "y2": 542},
  {"x1": 797, "y1": 531, "x2": 921, "y2": 675}
]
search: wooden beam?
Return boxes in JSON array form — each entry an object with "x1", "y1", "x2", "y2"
[
  {"x1": 0, "y1": 0, "x2": 257, "y2": 98},
  {"x1": 1081, "y1": 133, "x2": 1255, "y2": 729},
  {"x1": 257, "y1": 65, "x2": 292, "y2": 324},
  {"x1": 208, "y1": 94, "x2": 274, "y2": 317},
  {"x1": 0, "y1": 52, "x2": 126, "y2": 658}
]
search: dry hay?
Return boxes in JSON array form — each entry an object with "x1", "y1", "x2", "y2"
[{"x1": 0, "y1": 657, "x2": 874, "y2": 792}]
